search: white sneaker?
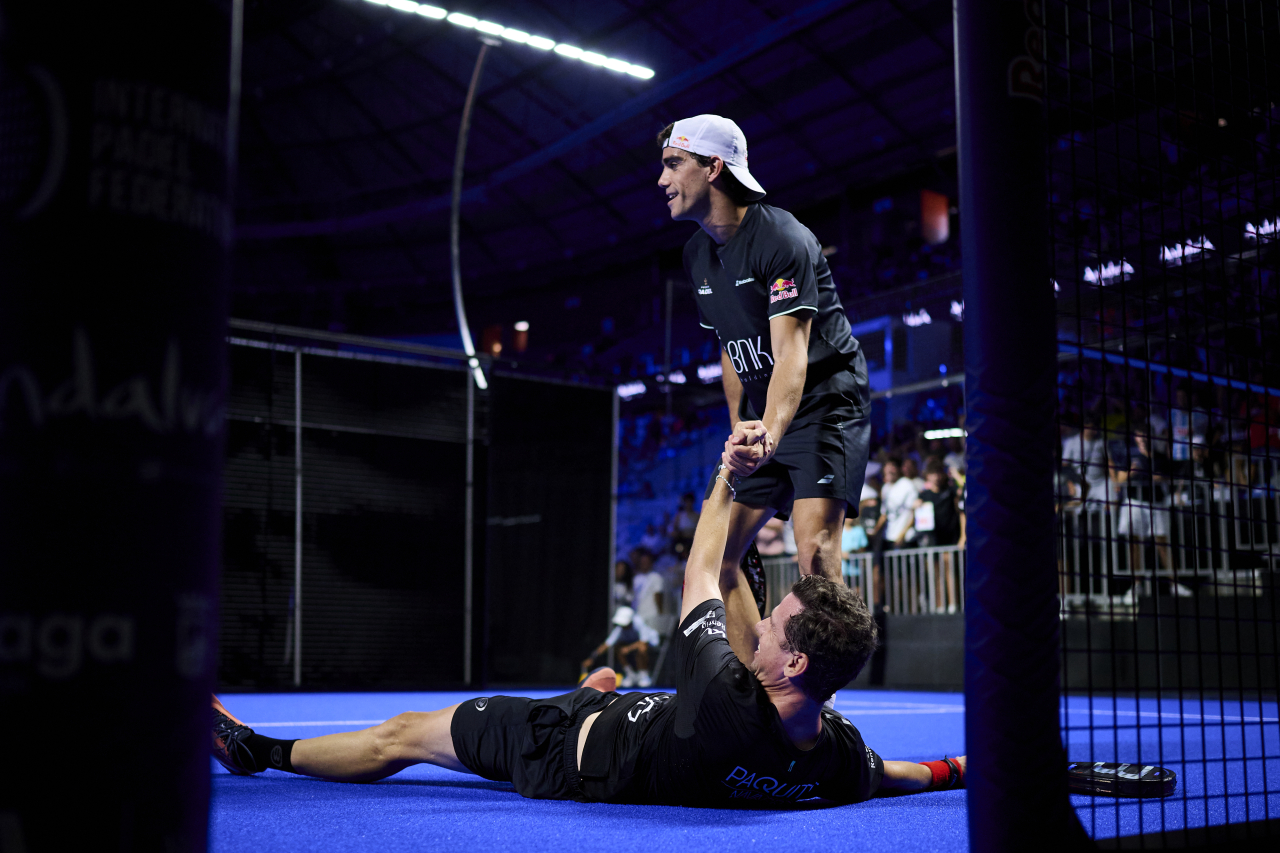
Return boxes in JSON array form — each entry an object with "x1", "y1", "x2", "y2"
[
  {"x1": 636, "y1": 670, "x2": 652, "y2": 688},
  {"x1": 620, "y1": 668, "x2": 638, "y2": 688}
]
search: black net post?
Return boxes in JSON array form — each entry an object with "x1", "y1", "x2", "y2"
[
  {"x1": 0, "y1": 2, "x2": 239, "y2": 849},
  {"x1": 956, "y1": 1, "x2": 1088, "y2": 849}
]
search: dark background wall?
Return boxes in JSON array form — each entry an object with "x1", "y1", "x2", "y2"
[
  {"x1": 218, "y1": 341, "x2": 613, "y2": 690},
  {"x1": 483, "y1": 374, "x2": 615, "y2": 685}
]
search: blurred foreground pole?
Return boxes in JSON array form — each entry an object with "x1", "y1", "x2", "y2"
[
  {"x1": 0, "y1": 2, "x2": 240, "y2": 849},
  {"x1": 955, "y1": 1, "x2": 1088, "y2": 850}
]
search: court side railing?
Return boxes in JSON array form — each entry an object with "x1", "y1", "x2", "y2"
[
  {"x1": 762, "y1": 546, "x2": 967, "y2": 616},
  {"x1": 1057, "y1": 486, "x2": 1278, "y2": 607}
]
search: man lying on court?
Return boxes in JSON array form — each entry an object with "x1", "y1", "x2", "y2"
[{"x1": 212, "y1": 436, "x2": 965, "y2": 806}]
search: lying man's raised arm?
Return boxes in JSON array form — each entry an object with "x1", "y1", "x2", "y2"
[{"x1": 679, "y1": 454, "x2": 749, "y2": 625}]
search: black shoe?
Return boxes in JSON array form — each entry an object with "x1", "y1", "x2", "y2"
[{"x1": 212, "y1": 695, "x2": 259, "y2": 776}]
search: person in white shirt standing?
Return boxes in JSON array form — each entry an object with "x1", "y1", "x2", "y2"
[
  {"x1": 874, "y1": 458, "x2": 919, "y2": 550},
  {"x1": 631, "y1": 549, "x2": 667, "y2": 637}
]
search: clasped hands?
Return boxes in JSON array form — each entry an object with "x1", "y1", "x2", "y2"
[{"x1": 721, "y1": 420, "x2": 775, "y2": 476}]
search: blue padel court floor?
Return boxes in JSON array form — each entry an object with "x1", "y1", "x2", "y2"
[{"x1": 211, "y1": 689, "x2": 1279, "y2": 852}]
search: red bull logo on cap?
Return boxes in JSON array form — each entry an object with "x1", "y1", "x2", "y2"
[{"x1": 769, "y1": 278, "x2": 798, "y2": 304}]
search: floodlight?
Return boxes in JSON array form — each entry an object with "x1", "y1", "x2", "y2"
[{"x1": 360, "y1": 0, "x2": 653, "y2": 78}]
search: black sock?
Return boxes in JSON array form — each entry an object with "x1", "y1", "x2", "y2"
[{"x1": 243, "y1": 732, "x2": 297, "y2": 773}]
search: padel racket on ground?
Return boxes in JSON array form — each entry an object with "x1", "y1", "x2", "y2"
[{"x1": 1067, "y1": 762, "x2": 1177, "y2": 797}]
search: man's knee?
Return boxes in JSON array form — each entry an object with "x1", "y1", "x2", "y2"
[
  {"x1": 796, "y1": 529, "x2": 839, "y2": 575},
  {"x1": 372, "y1": 712, "x2": 425, "y2": 761}
]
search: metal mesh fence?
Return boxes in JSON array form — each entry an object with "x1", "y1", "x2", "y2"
[
  {"x1": 1045, "y1": 0, "x2": 1280, "y2": 842},
  {"x1": 220, "y1": 340, "x2": 472, "y2": 689}
]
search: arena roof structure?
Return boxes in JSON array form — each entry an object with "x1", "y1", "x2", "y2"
[{"x1": 231, "y1": 0, "x2": 958, "y2": 335}]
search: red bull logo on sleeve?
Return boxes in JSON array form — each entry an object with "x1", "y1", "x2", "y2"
[{"x1": 769, "y1": 278, "x2": 798, "y2": 304}]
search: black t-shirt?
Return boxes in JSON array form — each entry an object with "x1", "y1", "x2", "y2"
[
  {"x1": 683, "y1": 204, "x2": 868, "y2": 425},
  {"x1": 578, "y1": 600, "x2": 882, "y2": 806},
  {"x1": 917, "y1": 486, "x2": 961, "y2": 545}
]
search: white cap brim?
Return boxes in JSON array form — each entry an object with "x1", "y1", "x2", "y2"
[{"x1": 725, "y1": 162, "x2": 766, "y2": 198}]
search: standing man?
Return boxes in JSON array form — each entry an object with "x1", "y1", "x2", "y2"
[{"x1": 658, "y1": 115, "x2": 871, "y2": 660}]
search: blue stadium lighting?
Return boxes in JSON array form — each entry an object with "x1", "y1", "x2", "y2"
[
  {"x1": 902, "y1": 308, "x2": 932, "y2": 327},
  {"x1": 360, "y1": 0, "x2": 655, "y2": 78},
  {"x1": 1082, "y1": 259, "x2": 1133, "y2": 285},
  {"x1": 696, "y1": 362, "x2": 723, "y2": 384},
  {"x1": 667, "y1": 370, "x2": 687, "y2": 385},
  {"x1": 617, "y1": 381, "x2": 646, "y2": 400},
  {"x1": 1160, "y1": 236, "x2": 1214, "y2": 266},
  {"x1": 1245, "y1": 218, "x2": 1277, "y2": 242},
  {"x1": 938, "y1": 364, "x2": 947, "y2": 375}
]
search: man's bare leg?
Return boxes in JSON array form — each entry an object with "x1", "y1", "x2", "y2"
[
  {"x1": 289, "y1": 705, "x2": 467, "y2": 782},
  {"x1": 705, "y1": 500, "x2": 775, "y2": 664},
  {"x1": 791, "y1": 497, "x2": 847, "y2": 583}
]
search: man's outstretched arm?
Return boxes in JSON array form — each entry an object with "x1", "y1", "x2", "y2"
[
  {"x1": 680, "y1": 454, "x2": 747, "y2": 625},
  {"x1": 877, "y1": 756, "x2": 967, "y2": 795}
]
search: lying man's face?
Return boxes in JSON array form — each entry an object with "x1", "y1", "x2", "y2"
[{"x1": 751, "y1": 593, "x2": 806, "y2": 684}]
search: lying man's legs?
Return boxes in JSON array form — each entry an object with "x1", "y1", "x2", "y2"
[
  {"x1": 213, "y1": 668, "x2": 621, "y2": 786},
  {"x1": 213, "y1": 696, "x2": 465, "y2": 782}
]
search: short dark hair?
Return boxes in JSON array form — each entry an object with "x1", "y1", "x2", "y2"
[
  {"x1": 924, "y1": 457, "x2": 947, "y2": 478},
  {"x1": 782, "y1": 575, "x2": 879, "y2": 702},
  {"x1": 657, "y1": 122, "x2": 755, "y2": 206}
]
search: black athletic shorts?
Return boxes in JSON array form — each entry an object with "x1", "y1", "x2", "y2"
[
  {"x1": 450, "y1": 688, "x2": 617, "y2": 801},
  {"x1": 707, "y1": 411, "x2": 871, "y2": 520}
]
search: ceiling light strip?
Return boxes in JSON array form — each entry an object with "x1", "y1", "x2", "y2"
[{"x1": 361, "y1": 0, "x2": 654, "y2": 78}]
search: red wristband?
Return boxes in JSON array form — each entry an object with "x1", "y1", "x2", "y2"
[{"x1": 919, "y1": 757, "x2": 964, "y2": 791}]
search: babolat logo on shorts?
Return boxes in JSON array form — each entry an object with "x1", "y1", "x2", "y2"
[{"x1": 475, "y1": 698, "x2": 489, "y2": 711}]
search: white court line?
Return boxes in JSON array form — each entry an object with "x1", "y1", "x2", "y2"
[
  {"x1": 248, "y1": 707, "x2": 967, "y2": 728},
  {"x1": 839, "y1": 701, "x2": 962, "y2": 712},
  {"x1": 1062, "y1": 709, "x2": 1280, "y2": 724},
  {"x1": 839, "y1": 700, "x2": 964, "y2": 709},
  {"x1": 248, "y1": 720, "x2": 384, "y2": 728}
]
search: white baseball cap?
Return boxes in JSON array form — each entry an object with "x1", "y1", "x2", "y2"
[
  {"x1": 612, "y1": 606, "x2": 635, "y2": 626},
  {"x1": 663, "y1": 114, "x2": 766, "y2": 199}
]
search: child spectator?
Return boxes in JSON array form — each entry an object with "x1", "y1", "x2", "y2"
[{"x1": 580, "y1": 606, "x2": 660, "y2": 688}]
